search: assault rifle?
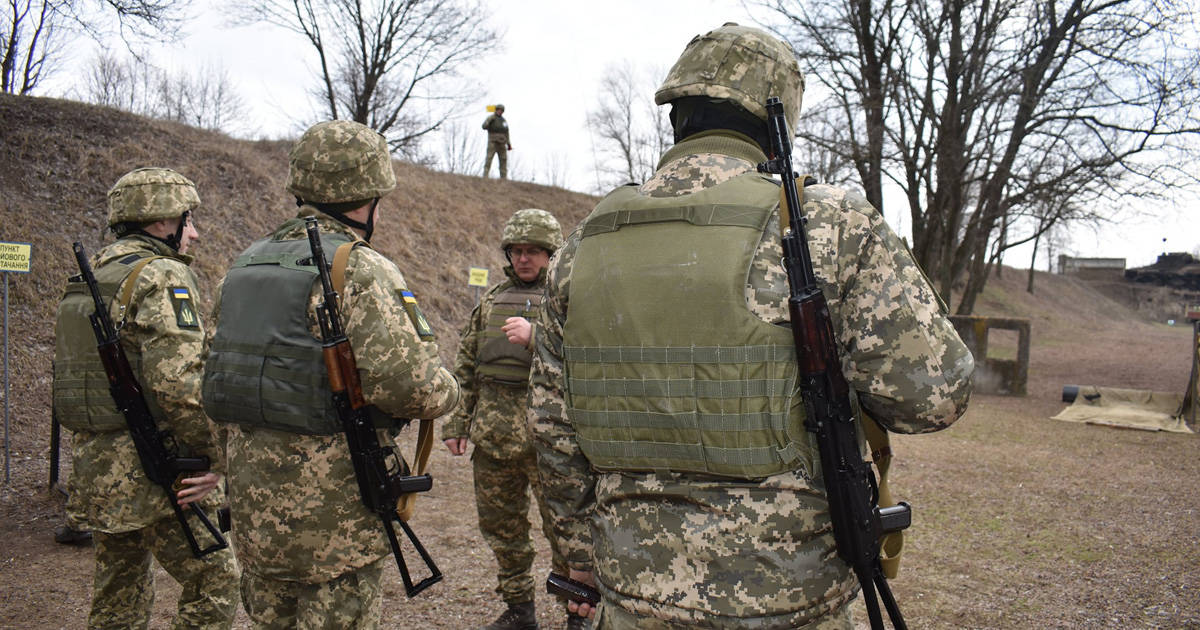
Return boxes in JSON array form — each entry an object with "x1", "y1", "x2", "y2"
[
  {"x1": 71, "y1": 242, "x2": 227, "y2": 558},
  {"x1": 303, "y1": 218, "x2": 442, "y2": 597},
  {"x1": 755, "y1": 99, "x2": 912, "y2": 630}
]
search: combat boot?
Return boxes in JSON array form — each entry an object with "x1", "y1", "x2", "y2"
[
  {"x1": 481, "y1": 601, "x2": 538, "y2": 630},
  {"x1": 566, "y1": 613, "x2": 591, "y2": 630}
]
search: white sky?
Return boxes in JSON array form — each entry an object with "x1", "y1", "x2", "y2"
[{"x1": 41, "y1": 0, "x2": 1197, "y2": 270}]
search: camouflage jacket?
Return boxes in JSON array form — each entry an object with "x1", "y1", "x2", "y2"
[
  {"x1": 482, "y1": 113, "x2": 510, "y2": 144},
  {"x1": 66, "y1": 235, "x2": 224, "y2": 533},
  {"x1": 529, "y1": 131, "x2": 974, "y2": 627},
  {"x1": 442, "y1": 266, "x2": 543, "y2": 460},
  {"x1": 212, "y1": 209, "x2": 460, "y2": 584}
]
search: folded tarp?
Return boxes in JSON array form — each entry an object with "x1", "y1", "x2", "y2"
[{"x1": 1052, "y1": 385, "x2": 1192, "y2": 433}]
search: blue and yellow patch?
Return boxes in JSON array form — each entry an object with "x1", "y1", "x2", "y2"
[
  {"x1": 400, "y1": 289, "x2": 434, "y2": 340},
  {"x1": 169, "y1": 286, "x2": 200, "y2": 328}
]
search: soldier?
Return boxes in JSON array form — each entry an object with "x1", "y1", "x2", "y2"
[
  {"x1": 528, "y1": 23, "x2": 975, "y2": 628},
  {"x1": 202, "y1": 120, "x2": 459, "y2": 629},
  {"x1": 52, "y1": 167, "x2": 239, "y2": 629},
  {"x1": 441, "y1": 209, "x2": 582, "y2": 630},
  {"x1": 482, "y1": 104, "x2": 512, "y2": 179}
]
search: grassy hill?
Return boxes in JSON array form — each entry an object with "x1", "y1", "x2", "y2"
[{"x1": 0, "y1": 92, "x2": 597, "y2": 464}]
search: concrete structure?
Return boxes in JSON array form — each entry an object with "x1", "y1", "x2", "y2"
[{"x1": 1058, "y1": 255, "x2": 1126, "y2": 281}]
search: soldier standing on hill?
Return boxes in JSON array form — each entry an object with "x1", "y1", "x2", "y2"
[
  {"x1": 53, "y1": 167, "x2": 239, "y2": 629},
  {"x1": 482, "y1": 104, "x2": 512, "y2": 179},
  {"x1": 529, "y1": 23, "x2": 975, "y2": 628},
  {"x1": 442, "y1": 209, "x2": 584, "y2": 630},
  {"x1": 202, "y1": 120, "x2": 460, "y2": 629}
]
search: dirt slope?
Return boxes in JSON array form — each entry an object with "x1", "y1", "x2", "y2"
[{"x1": 1, "y1": 94, "x2": 1197, "y2": 629}]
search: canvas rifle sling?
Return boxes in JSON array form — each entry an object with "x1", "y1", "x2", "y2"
[
  {"x1": 329, "y1": 240, "x2": 437, "y2": 523},
  {"x1": 779, "y1": 178, "x2": 905, "y2": 579},
  {"x1": 117, "y1": 256, "x2": 167, "y2": 318}
]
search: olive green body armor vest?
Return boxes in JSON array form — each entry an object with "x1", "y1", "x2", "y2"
[
  {"x1": 203, "y1": 224, "x2": 361, "y2": 435},
  {"x1": 476, "y1": 282, "x2": 542, "y2": 386},
  {"x1": 53, "y1": 253, "x2": 165, "y2": 432},
  {"x1": 564, "y1": 174, "x2": 810, "y2": 479}
]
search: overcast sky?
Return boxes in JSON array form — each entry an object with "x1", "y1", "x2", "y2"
[{"x1": 41, "y1": 0, "x2": 1198, "y2": 271}]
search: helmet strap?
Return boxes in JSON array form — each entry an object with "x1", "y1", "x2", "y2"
[
  {"x1": 311, "y1": 198, "x2": 379, "y2": 242},
  {"x1": 163, "y1": 211, "x2": 190, "y2": 250}
]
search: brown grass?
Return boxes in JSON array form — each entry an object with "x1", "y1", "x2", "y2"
[{"x1": 1, "y1": 94, "x2": 1197, "y2": 629}]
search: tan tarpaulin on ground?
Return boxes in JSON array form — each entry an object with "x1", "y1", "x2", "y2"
[{"x1": 1052, "y1": 386, "x2": 1193, "y2": 433}]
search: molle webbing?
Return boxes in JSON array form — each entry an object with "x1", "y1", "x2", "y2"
[
  {"x1": 53, "y1": 253, "x2": 165, "y2": 432},
  {"x1": 476, "y1": 284, "x2": 542, "y2": 385},
  {"x1": 202, "y1": 230, "x2": 355, "y2": 435},
  {"x1": 564, "y1": 174, "x2": 811, "y2": 479}
]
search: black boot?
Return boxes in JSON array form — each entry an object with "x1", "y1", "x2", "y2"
[{"x1": 480, "y1": 601, "x2": 538, "y2": 630}]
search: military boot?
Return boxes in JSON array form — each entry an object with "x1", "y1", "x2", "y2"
[
  {"x1": 481, "y1": 601, "x2": 538, "y2": 630},
  {"x1": 565, "y1": 613, "x2": 591, "y2": 630}
]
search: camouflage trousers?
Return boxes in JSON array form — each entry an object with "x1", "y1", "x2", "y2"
[
  {"x1": 484, "y1": 140, "x2": 508, "y2": 179},
  {"x1": 473, "y1": 447, "x2": 566, "y2": 605},
  {"x1": 88, "y1": 516, "x2": 239, "y2": 630},
  {"x1": 240, "y1": 557, "x2": 385, "y2": 630},
  {"x1": 593, "y1": 597, "x2": 853, "y2": 630}
]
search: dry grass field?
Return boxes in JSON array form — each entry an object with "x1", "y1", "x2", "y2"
[{"x1": 1, "y1": 94, "x2": 1197, "y2": 629}]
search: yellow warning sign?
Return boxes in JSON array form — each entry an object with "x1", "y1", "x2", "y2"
[
  {"x1": 0, "y1": 242, "x2": 31, "y2": 273},
  {"x1": 468, "y1": 267, "x2": 490, "y2": 287}
]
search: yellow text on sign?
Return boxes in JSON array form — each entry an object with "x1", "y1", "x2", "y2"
[
  {"x1": 0, "y1": 242, "x2": 32, "y2": 273},
  {"x1": 468, "y1": 267, "x2": 490, "y2": 287}
]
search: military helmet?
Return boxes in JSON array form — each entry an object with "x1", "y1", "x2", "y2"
[
  {"x1": 501, "y1": 209, "x2": 563, "y2": 253},
  {"x1": 107, "y1": 167, "x2": 200, "y2": 227},
  {"x1": 655, "y1": 23, "x2": 804, "y2": 136},
  {"x1": 286, "y1": 120, "x2": 397, "y2": 204},
  {"x1": 494, "y1": 103, "x2": 505, "y2": 112}
]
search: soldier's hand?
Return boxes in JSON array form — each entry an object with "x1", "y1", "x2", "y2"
[
  {"x1": 567, "y1": 568, "x2": 598, "y2": 619},
  {"x1": 507, "y1": 143, "x2": 513, "y2": 151},
  {"x1": 443, "y1": 437, "x2": 468, "y2": 456},
  {"x1": 502, "y1": 316, "x2": 532, "y2": 348},
  {"x1": 176, "y1": 472, "x2": 221, "y2": 506}
]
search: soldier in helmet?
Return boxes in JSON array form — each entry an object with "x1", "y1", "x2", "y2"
[
  {"x1": 441, "y1": 209, "x2": 582, "y2": 630},
  {"x1": 529, "y1": 23, "x2": 974, "y2": 628},
  {"x1": 53, "y1": 167, "x2": 239, "y2": 629},
  {"x1": 482, "y1": 104, "x2": 512, "y2": 179},
  {"x1": 202, "y1": 120, "x2": 460, "y2": 628}
]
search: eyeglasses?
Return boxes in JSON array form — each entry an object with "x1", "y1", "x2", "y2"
[{"x1": 508, "y1": 246, "x2": 546, "y2": 260}]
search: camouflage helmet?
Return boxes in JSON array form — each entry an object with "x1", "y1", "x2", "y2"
[
  {"x1": 107, "y1": 167, "x2": 200, "y2": 226},
  {"x1": 501, "y1": 209, "x2": 563, "y2": 253},
  {"x1": 494, "y1": 103, "x2": 505, "y2": 112},
  {"x1": 286, "y1": 120, "x2": 397, "y2": 204},
  {"x1": 655, "y1": 23, "x2": 804, "y2": 136}
]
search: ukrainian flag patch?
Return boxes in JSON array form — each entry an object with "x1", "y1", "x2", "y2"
[
  {"x1": 169, "y1": 286, "x2": 200, "y2": 329},
  {"x1": 399, "y1": 289, "x2": 434, "y2": 340}
]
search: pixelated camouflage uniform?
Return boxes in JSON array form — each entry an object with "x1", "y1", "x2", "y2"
[
  {"x1": 210, "y1": 209, "x2": 459, "y2": 629},
  {"x1": 442, "y1": 263, "x2": 568, "y2": 606},
  {"x1": 63, "y1": 234, "x2": 239, "y2": 630},
  {"x1": 528, "y1": 129, "x2": 975, "y2": 629},
  {"x1": 482, "y1": 110, "x2": 510, "y2": 179}
]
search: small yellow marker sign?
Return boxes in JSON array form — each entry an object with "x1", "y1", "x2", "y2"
[
  {"x1": 0, "y1": 242, "x2": 31, "y2": 273},
  {"x1": 468, "y1": 267, "x2": 490, "y2": 287}
]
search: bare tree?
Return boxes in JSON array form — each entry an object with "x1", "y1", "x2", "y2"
[
  {"x1": 586, "y1": 62, "x2": 671, "y2": 191},
  {"x1": 761, "y1": 0, "x2": 1200, "y2": 314},
  {"x1": 235, "y1": 0, "x2": 500, "y2": 153},
  {"x1": 436, "y1": 118, "x2": 481, "y2": 175},
  {"x1": 80, "y1": 52, "x2": 246, "y2": 132},
  {"x1": 2, "y1": 0, "x2": 186, "y2": 94}
]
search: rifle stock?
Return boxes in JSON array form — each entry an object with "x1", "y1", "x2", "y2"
[
  {"x1": 755, "y1": 99, "x2": 910, "y2": 630},
  {"x1": 71, "y1": 242, "x2": 227, "y2": 558},
  {"x1": 303, "y1": 218, "x2": 442, "y2": 597}
]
